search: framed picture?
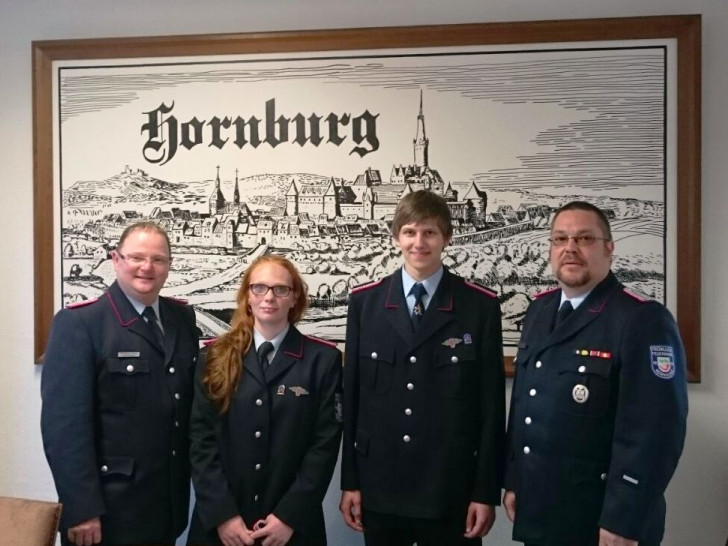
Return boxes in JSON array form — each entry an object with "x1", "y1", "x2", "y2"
[{"x1": 33, "y1": 15, "x2": 701, "y2": 380}]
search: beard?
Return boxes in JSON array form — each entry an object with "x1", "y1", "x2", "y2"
[{"x1": 555, "y1": 264, "x2": 591, "y2": 289}]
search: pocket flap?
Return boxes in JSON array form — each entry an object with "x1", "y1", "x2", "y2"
[
  {"x1": 107, "y1": 358, "x2": 151, "y2": 374},
  {"x1": 100, "y1": 455, "x2": 135, "y2": 478}
]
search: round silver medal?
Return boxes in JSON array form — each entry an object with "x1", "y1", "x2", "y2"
[{"x1": 572, "y1": 384, "x2": 589, "y2": 404}]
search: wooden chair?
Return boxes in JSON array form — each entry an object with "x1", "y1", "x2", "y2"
[{"x1": 0, "y1": 496, "x2": 62, "y2": 546}]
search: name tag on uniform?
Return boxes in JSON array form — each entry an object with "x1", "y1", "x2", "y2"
[{"x1": 117, "y1": 351, "x2": 141, "y2": 358}]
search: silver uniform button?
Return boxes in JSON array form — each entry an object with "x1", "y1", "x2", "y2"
[
  {"x1": 529, "y1": 388, "x2": 537, "y2": 397},
  {"x1": 473, "y1": 450, "x2": 478, "y2": 457},
  {"x1": 193, "y1": 356, "x2": 197, "y2": 362},
  {"x1": 409, "y1": 356, "x2": 417, "y2": 364},
  {"x1": 169, "y1": 367, "x2": 175, "y2": 374},
  {"x1": 126, "y1": 364, "x2": 134, "y2": 373},
  {"x1": 407, "y1": 383, "x2": 414, "y2": 391},
  {"x1": 254, "y1": 495, "x2": 259, "y2": 502},
  {"x1": 405, "y1": 408, "x2": 412, "y2": 416},
  {"x1": 175, "y1": 421, "x2": 180, "y2": 428},
  {"x1": 535, "y1": 361, "x2": 542, "y2": 369},
  {"x1": 101, "y1": 465, "x2": 109, "y2": 473},
  {"x1": 255, "y1": 399, "x2": 263, "y2": 406},
  {"x1": 354, "y1": 441, "x2": 358, "y2": 448},
  {"x1": 371, "y1": 352, "x2": 378, "y2": 359},
  {"x1": 172, "y1": 450, "x2": 176, "y2": 456},
  {"x1": 255, "y1": 464, "x2": 262, "y2": 471},
  {"x1": 523, "y1": 446, "x2": 531, "y2": 454},
  {"x1": 254, "y1": 431, "x2": 262, "y2": 438},
  {"x1": 525, "y1": 416, "x2": 532, "y2": 425},
  {"x1": 578, "y1": 365, "x2": 586, "y2": 373},
  {"x1": 174, "y1": 393, "x2": 180, "y2": 400},
  {"x1": 451, "y1": 356, "x2": 458, "y2": 363},
  {"x1": 403, "y1": 435, "x2": 411, "y2": 443},
  {"x1": 601, "y1": 473, "x2": 607, "y2": 481}
]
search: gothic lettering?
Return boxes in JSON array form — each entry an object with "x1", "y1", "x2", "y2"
[{"x1": 140, "y1": 99, "x2": 379, "y2": 165}]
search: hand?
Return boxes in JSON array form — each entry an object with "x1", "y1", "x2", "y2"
[
  {"x1": 503, "y1": 490, "x2": 517, "y2": 522},
  {"x1": 339, "y1": 490, "x2": 364, "y2": 532},
  {"x1": 67, "y1": 517, "x2": 102, "y2": 545},
  {"x1": 249, "y1": 514, "x2": 294, "y2": 546},
  {"x1": 217, "y1": 516, "x2": 254, "y2": 546},
  {"x1": 463, "y1": 502, "x2": 495, "y2": 538},
  {"x1": 599, "y1": 528, "x2": 638, "y2": 546}
]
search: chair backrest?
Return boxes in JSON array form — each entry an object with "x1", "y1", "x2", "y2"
[{"x1": 0, "y1": 496, "x2": 62, "y2": 546}]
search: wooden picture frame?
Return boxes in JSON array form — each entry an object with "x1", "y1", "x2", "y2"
[{"x1": 32, "y1": 15, "x2": 701, "y2": 380}]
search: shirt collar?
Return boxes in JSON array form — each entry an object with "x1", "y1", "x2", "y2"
[
  {"x1": 122, "y1": 291, "x2": 160, "y2": 318},
  {"x1": 560, "y1": 290, "x2": 591, "y2": 310},
  {"x1": 401, "y1": 266, "x2": 444, "y2": 299},
  {"x1": 254, "y1": 324, "x2": 290, "y2": 356}
]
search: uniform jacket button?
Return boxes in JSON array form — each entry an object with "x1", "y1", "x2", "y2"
[
  {"x1": 406, "y1": 383, "x2": 414, "y2": 391},
  {"x1": 409, "y1": 356, "x2": 417, "y2": 363},
  {"x1": 403, "y1": 435, "x2": 411, "y2": 443},
  {"x1": 371, "y1": 352, "x2": 378, "y2": 359},
  {"x1": 169, "y1": 366, "x2": 176, "y2": 374},
  {"x1": 451, "y1": 356, "x2": 458, "y2": 363},
  {"x1": 126, "y1": 364, "x2": 134, "y2": 373},
  {"x1": 255, "y1": 399, "x2": 263, "y2": 406},
  {"x1": 101, "y1": 465, "x2": 109, "y2": 473}
]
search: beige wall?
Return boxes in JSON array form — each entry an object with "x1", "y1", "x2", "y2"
[{"x1": 1, "y1": 0, "x2": 726, "y2": 544}]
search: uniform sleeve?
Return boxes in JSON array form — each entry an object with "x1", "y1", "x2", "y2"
[
  {"x1": 599, "y1": 303, "x2": 688, "y2": 539},
  {"x1": 40, "y1": 310, "x2": 106, "y2": 528},
  {"x1": 471, "y1": 297, "x2": 506, "y2": 505},
  {"x1": 340, "y1": 294, "x2": 362, "y2": 491},
  {"x1": 273, "y1": 348, "x2": 343, "y2": 531},
  {"x1": 188, "y1": 350, "x2": 240, "y2": 532}
]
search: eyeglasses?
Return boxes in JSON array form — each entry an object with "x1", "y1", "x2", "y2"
[
  {"x1": 249, "y1": 284, "x2": 294, "y2": 297},
  {"x1": 117, "y1": 252, "x2": 172, "y2": 267},
  {"x1": 548, "y1": 234, "x2": 610, "y2": 247}
]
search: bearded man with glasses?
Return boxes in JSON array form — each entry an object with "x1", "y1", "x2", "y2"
[
  {"x1": 503, "y1": 201, "x2": 688, "y2": 546},
  {"x1": 41, "y1": 221, "x2": 198, "y2": 545}
]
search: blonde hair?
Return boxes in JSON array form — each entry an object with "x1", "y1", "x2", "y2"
[{"x1": 203, "y1": 255, "x2": 308, "y2": 413}]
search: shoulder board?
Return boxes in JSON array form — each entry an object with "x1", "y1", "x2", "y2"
[
  {"x1": 66, "y1": 297, "x2": 99, "y2": 309},
  {"x1": 305, "y1": 335, "x2": 338, "y2": 349},
  {"x1": 623, "y1": 287, "x2": 650, "y2": 303},
  {"x1": 351, "y1": 279, "x2": 383, "y2": 294},
  {"x1": 166, "y1": 296, "x2": 189, "y2": 305},
  {"x1": 464, "y1": 280, "x2": 498, "y2": 298},
  {"x1": 201, "y1": 337, "x2": 218, "y2": 347},
  {"x1": 532, "y1": 286, "x2": 559, "y2": 299}
]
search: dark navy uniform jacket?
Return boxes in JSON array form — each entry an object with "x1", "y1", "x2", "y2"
[
  {"x1": 341, "y1": 268, "x2": 505, "y2": 521},
  {"x1": 187, "y1": 326, "x2": 342, "y2": 546},
  {"x1": 40, "y1": 280, "x2": 198, "y2": 544},
  {"x1": 504, "y1": 272, "x2": 688, "y2": 545}
]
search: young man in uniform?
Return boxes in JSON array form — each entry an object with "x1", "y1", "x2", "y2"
[{"x1": 340, "y1": 190, "x2": 505, "y2": 545}]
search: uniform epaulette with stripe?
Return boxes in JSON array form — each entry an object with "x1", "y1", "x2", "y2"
[
  {"x1": 351, "y1": 279, "x2": 383, "y2": 294},
  {"x1": 66, "y1": 297, "x2": 99, "y2": 309},
  {"x1": 623, "y1": 287, "x2": 650, "y2": 302},
  {"x1": 532, "y1": 286, "x2": 559, "y2": 299},
  {"x1": 464, "y1": 279, "x2": 498, "y2": 299},
  {"x1": 167, "y1": 296, "x2": 189, "y2": 305},
  {"x1": 305, "y1": 335, "x2": 338, "y2": 349},
  {"x1": 201, "y1": 337, "x2": 217, "y2": 347}
]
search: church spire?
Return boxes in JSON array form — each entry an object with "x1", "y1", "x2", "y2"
[
  {"x1": 413, "y1": 89, "x2": 429, "y2": 169},
  {"x1": 234, "y1": 168, "x2": 240, "y2": 206},
  {"x1": 209, "y1": 165, "x2": 225, "y2": 215}
]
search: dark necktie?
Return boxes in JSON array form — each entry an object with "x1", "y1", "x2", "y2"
[
  {"x1": 257, "y1": 341, "x2": 275, "y2": 367},
  {"x1": 142, "y1": 306, "x2": 164, "y2": 347},
  {"x1": 554, "y1": 300, "x2": 574, "y2": 330},
  {"x1": 410, "y1": 283, "x2": 427, "y2": 327}
]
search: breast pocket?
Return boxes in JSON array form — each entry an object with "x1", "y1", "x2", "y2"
[
  {"x1": 557, "y1": 355, "x2": 612, "y2": 416},
  {"x1": 104, "y1": 358, "x2": 151, "y2": 410},
  {"x1": 359, "y1": 345, "x2": 394, "y2": 395},
  {"x1": 434, "y1": 344, "x2": 476, "y2": 398}
]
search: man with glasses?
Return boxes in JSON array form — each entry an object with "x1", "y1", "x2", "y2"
[
  {"x1": 503, "y1": 201, "x2": 688, "y2": 546},
  {"x1": 41, "y1": 221, "x2": 198, "y2": 545}
]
